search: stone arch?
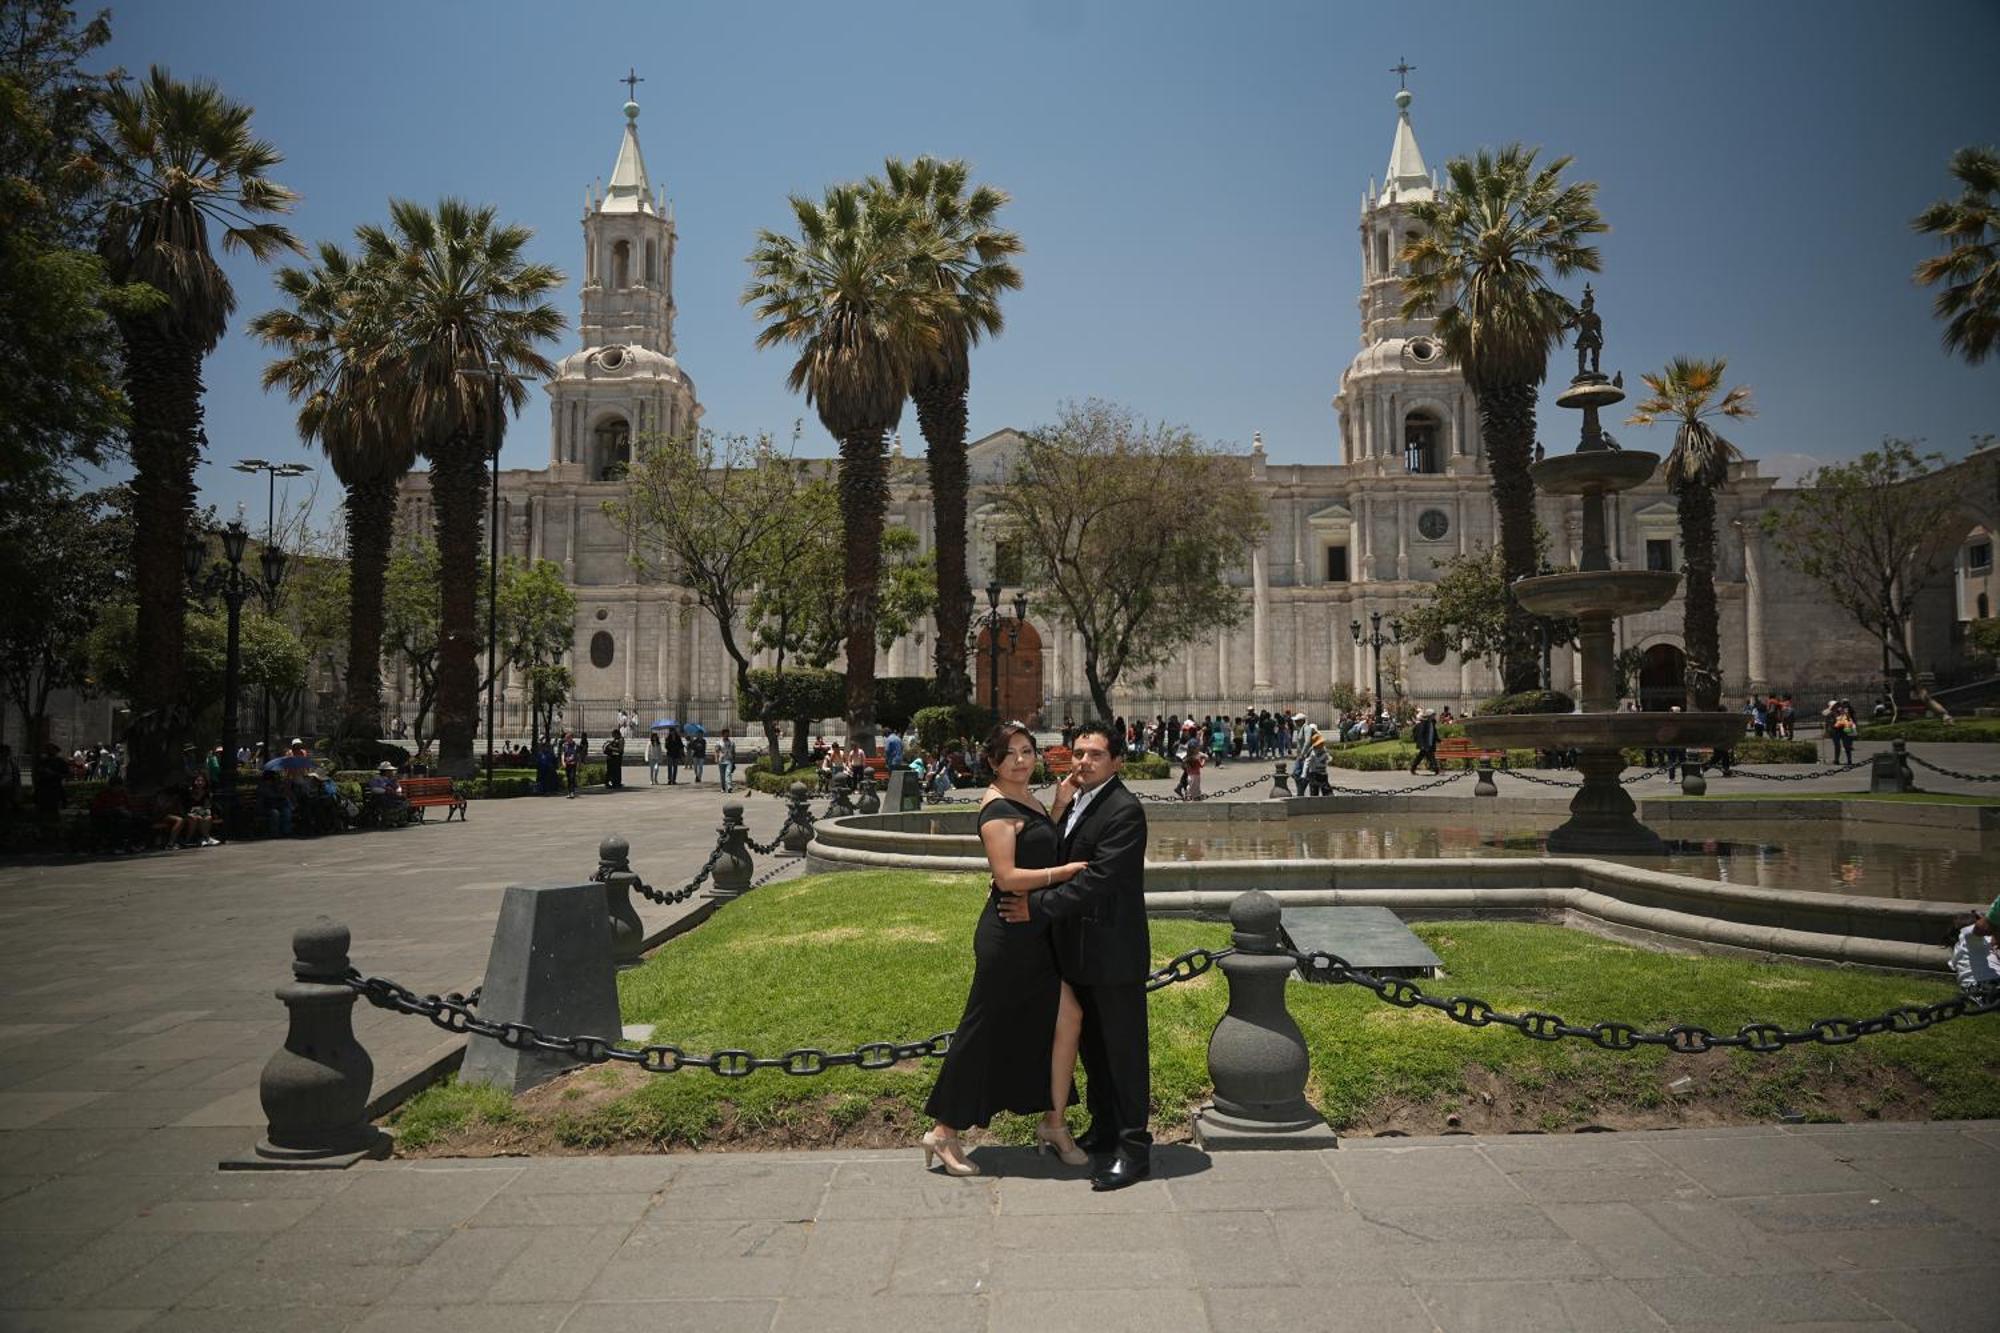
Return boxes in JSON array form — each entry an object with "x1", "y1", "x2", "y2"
[
  {"x1": 1402, "y1": 405, "x2": 1448, "y2": 474},
  {"x1": 590, "y1": 411, "x2": 632, "y2": 481},
  {"x1": 1632, "y1": 633, "x2": 1688, "y2": 711},
  {"x1": 644, "y1": 238, "x2": 657, "y2": 285},
  {"x1": 612, "y1": 239, "x2": 631, "y2": 289},
  {"x1": 974, "y1": 618, "x2": 1043, "y2": 724}
]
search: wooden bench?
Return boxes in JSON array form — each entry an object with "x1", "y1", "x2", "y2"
[
  {"x1": 1045, "y1": 745, "x2": 1075, "y2": 775},
  {"x1": 402, "y1": 776, "x2": 466, "y2": 822},
  {"x1": 1436, "y1": 737, "x2": 1506, "y2": 769}
]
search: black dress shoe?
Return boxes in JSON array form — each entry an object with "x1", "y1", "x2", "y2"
[{"x1": 1090, "y1": 1151, "x2": 1151, "y2": 1192}]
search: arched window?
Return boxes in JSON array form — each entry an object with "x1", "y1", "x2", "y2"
[
  {"x1": 1374, "y1": 231, "x2": 1390, "y2": 276},
  {"x1": 612, "y1": 239, "x2": 631, "y2": 289},
  {"x1": 644, "y1": 239, "x2": 657, "y2": 285},
  {"x1": 589, "y1": 631, "x2": 615, "y2": 670},
  {"x1": 593, "y1": 418, "x2": 631, "y2": 481},
  {"x1": 585, "y1": 236, "x2": 596, "y2": 285},
  {"x1": 1403, "y1": 411, "x2": 1441, "y2": 474}
]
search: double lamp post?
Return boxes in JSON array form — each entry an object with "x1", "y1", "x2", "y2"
[
  {"x1": 976, "y1": 578, "x2": 1028, "y2": 727},
  {"x1": 1350, "y1": 610, "x2": 1403, "y2": 719},
  {"x1": 185, "y1": 518, "x2": 288, "y2": 817}
]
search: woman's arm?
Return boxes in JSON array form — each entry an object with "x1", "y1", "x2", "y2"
[{"x1": 979, "y1": 810, "x2": 1088, "y2": 892}]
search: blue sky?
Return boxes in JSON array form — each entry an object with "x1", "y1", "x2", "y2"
[{"x1": 103, "y1": 0, "x2": 1998, "y2": 527}]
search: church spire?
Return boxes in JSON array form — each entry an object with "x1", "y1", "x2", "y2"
[
  {"x1": 1380, "y1": 86, "x2": 1432, "y2": 204},
  {"x1": 601, "y1": 94, "x2": 656, "y2": 215}
]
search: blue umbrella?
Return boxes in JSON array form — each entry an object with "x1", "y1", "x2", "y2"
[
  {"x1": 264, "y1": 754, "x2": 313, "y2": 772},
  {"x1": 680, "y1": 721, "x2": 705, "y2": 738},
  {"x1": 649, "y1": 718, "x2": 677, "y2": 731}
]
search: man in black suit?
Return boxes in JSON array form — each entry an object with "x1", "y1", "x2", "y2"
[{"x1": 998, "y1": 722, "x2": 1152, "y2": 1190}]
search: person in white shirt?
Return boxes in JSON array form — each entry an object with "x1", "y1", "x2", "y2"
[{"x1": 1949, "y1": 914, "x2": 2000, "y2": 993}]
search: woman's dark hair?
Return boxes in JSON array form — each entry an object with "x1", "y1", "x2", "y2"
[{"x1": 982, "y1": 721, "x2": 1038, "y2": 769}]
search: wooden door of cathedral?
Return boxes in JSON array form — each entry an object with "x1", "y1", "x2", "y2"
[{"x1": 974, "y1": 620, "x2": 1044, "y2": 726}]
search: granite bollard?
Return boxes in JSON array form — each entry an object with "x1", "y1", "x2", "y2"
[
  {"x1": 225, "y1": 919, "x2": 390, "y2": 1169},
  {"x1": 1192, "y1": 891, "x2": 1337, "y2": 1151},
  {"x1": 1268, "y1": 761, "x2": 1290, "y2": 798},
  {"x1": 704, "y1": 801, "x2": 754, "y2": 901},
  {"x1": 1474, "y1": 758, "x2": 1498, "y2": 797},
  {"x1": 594, "y1": 834, "x2": 646, "y2": 964},
  {"x1": 781, "y1": 781, "x2": 816, "y2": 853},
  {"x1": 857, "y1": 772, "x2": 882, "y2": 814},
  {"x1": 459, "y1": 883, "x2": 623, "y2": 1095},
  {"x1": 828, "y1": 772, "x2": 856, "y2": 817}
]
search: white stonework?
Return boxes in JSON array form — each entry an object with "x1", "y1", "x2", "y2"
[{"x1": 391, "y1": 91, "x2": 1894, "y2": 739}]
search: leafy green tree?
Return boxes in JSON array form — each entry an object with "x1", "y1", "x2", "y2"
[
  {"x1": 382, "y1": 542, "x2": 441, "y2": 748},
  {"x1": 489, "y1": 556, "x2": 575, "y2": 704},
  {"x1": 0, "y1": 483, "x2": 124, "y2": 743},
  {"x1": 996, "y1": 400, "x2": 1267, "y2": 720},
  {"x1": 1628, "y1": 357, "x2": 1753, "y2": 710},
  {"x1": 84, "y1": 601, "x2": 306, "y2": 736},
  {"x1": 0, "y1": 2, "x2": 147, "y2": 501},
  {"x1": 1401, "y1": 146, "x2": 1605, "y2": 691},
  {"x1": 97, "y1": 65, "x2": 299, "y2": 784},
  {"x1": 867, "y1": 156, "x2": 1023, "y2": 704},
  {"x1": 744, "y1": 183, "x2": 949, "y2": 747},
  {"x1": 875, "y1": 525, "x2": 937, "y2": 651},
  {"x1": 251, "y1": 240, "x2": 416, "y2": 750},
  {"x1": 1762, "y1": 440, "x2": 1964, "y2": 715},
  {"x1": 1402, "y1": 537, "x2": 1578, "y2": 682},
  {"x1": 357, "y1": 198, "x2": 564, "y2": 774},
  {"x1": 1911, "y1": 146, "x2": 1999, "y2": 366},
  {"x1": 746, "y1": 472, "x2": 846, "y2": 678}
]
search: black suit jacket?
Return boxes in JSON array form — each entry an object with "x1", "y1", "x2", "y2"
[{"x1": 1031, "y1": 776, "x2": 1150, "y2": 985}]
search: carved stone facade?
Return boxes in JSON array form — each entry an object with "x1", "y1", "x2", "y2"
[{"x1": 389, "y1": 92, "x2": 1890, "y2": 740}]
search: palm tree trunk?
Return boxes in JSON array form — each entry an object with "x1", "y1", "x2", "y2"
[
  {"x1": 429, "y1": 433, "x2": 485, "y2": 776},
  {"x1": 120, "y1": 324, "x2": 205, "y2": 789},
  {"x1": 1676, "y1": 482, "x2": 1723, "y2": 711},
  {"x1": 1475, "y1": 380, "x2": 1542, "y2": 693},
  {"x1": 836, "y1": 427, "x2": 890, "y2": 750},
  {"x1": 340, "y1": 471, "x2": 398, "y2": 750},
  {"x1": 912, "y1": 368, "x2": 972, "y2": 703}
]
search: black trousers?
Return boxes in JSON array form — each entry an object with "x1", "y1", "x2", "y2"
[{"x1": 1075, "y1": 980, "x2": 1151, "y2": 1151}]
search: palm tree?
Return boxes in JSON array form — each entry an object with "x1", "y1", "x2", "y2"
[
  {"x1": 251, "y1": 242, "x2": 418, "y2": 757},
  {"x1": 867, "y1": 157, "x2": 1023, "y2": 704},
  {"x1": 1401, "y1": 145, "x2": 1605, "y2": 693},
  {"x1": 743, "y1": 184, "x2": 948, "y2": 747},
  {"x1": 1627, "y1": 358, "x2": 1753, "y2": 711},
  {"x1": 358, "y1": 199, "x2": 564, "y2": 775},
  {"x1": 1912, "y1": 145, "x2": 1999, "y2": 366},
  {"x1": 98, "y1": 67, "x2": 298, "y2": 784}
]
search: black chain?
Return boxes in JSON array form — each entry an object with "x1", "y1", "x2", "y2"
[
  {"x1": 1289, "y1": 949, "x2": 2000, "y2": 1052},
  {"x1": 1496, "y1": 768, "x2": 1581, "y2": 789},
  {"x1": 1905, "y1": 753, "x2": 2000, "y2": 783},
  {"x1": 1139, "y1": 774, "x2": 1269, "y2": 804},
  {"x1": 1730, "y1": 760, "x2": 1871, "y2": 783},
  {"x1": 340, "y1": 943, "x2": 1229, "y2": 1079},
  {"x1": 744, "y1": 815, "x2": 798, "y2": 856},
  {"x1": 630, "y1": 846, "x2": 723, "y2": 906}
]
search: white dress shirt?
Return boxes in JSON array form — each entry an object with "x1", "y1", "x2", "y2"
[{"x1": 1063, "y1": 781, "x2": 1103, "y2": 841}]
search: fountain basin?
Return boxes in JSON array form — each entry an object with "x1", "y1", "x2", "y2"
[
  {"x1": 1513, "y1": 569, "x2": 1681, "y2": 619},
  {"x1": 1554, "y1": 376, "x2": 1627, "y2": 412},
  {"x1": 1530, "y1": 450, "x2": 1658, "y2": 495},
  {"x1": 1461, "y1": 710, "x2": 1746, "y2": 752}
]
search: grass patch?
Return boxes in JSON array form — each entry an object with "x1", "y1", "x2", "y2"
[
  {"x1": 388, "y1": 870, "x2": 2000, "y2": 1153},
  {"x1": 1861, "y1": 717, "x2": 2000, "y2": 743}
]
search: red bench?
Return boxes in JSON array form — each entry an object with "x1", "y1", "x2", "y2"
[
  {"x1": 402, "y1": 776, "x2": 466, "y2": 822},
  {"x1": 1436, "y1": 737, "x2": 1505, "y2": 768}
]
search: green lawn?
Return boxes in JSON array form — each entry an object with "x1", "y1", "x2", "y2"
[
  {"x1": 390, "y1": 870, "x2": 2000, "y2": 1150},
  {"x1": 1661, "y1": 792, "x2": 2000, "y2": 807}
]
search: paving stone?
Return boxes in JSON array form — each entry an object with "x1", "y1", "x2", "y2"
[
  {"x1": 377, "y1": 1227, "x2": 534, "y2": 1306},
  {"x1": 1270, "y1": 1208, "x2": 1413, "y2": 1285},
  {"x1": 1165, "y1": 1162, "x2": 1343, "y2": 1212},
  {"x1": 771, "y1": 1292, "x2": 986, "y2": 1332},
  {"x1": 1176, "y1": 1210, "x2": 1301, "y2": 1288},
  {"x1": 562, "y1": 1300, "x2": 780, "y2": 1332},
  {"x1": 176, "y1": 1227, "x2": 450, "y2": 1309},
  {"x1": 0, "y1": 1172, "x2": 198, "y2": 1232},
  {"x1": 993, "y1": 1172, "x2": 1173, "y2": 1215},
  {"x1": 0, "y1": 1229, "x2": 79, "y2": 1292},
  {"x1": 0, "y1": 1228, "x2": 182, "y2": 1309},
  {"x1": 1626, "y1": 1272, "x2": 1897, "y2": 1326},
  {"x1": 787, "y1": 1217, "x2": 901, "y2": 1296},
  {"x1": 465, "y1": 1188, "x2": 655, "y2": 1228},
  {"x1": 82, "y1": 1232, "x2": 272, "y2": 1311},
  {"x1": 1651, "y1": 1136, "x2": 1875, "y2": 1198},
  {"x1": 1842, "y1": 1148, "x2": 2000, "y2": 1192},
  {"x1": 1770, "y1": 1224, "x2": 2000, "y2": 1271},
  {"x1": 648, "y1": 1162, "x2": 832, "y2": 1222},
  {"x1": 71, "y1": 1126, "x2": 266, "y2": 1177},
  {"x1": 0, "y1": 1091, "x2": 108, "y2": 1129},
  {"x1": 0, "y1": 1126, "x2": 150, "y2": 1174},
  {"x1": 1414, "y1": 1278, "x2": 1662, "y2": 1332},
  {"x1": 132, "y1": 1309, "x2": 359, "y2": 1332},
  {"x1": 481, "y1": 1154, "x2": 678, "y2": 1195},
  {"x1": 292, "y1": 1165, "x2": 518, "y2": 1230},
  {"x1": 886, "y1": 1214, "x2": 992, "y2": 1295},
  {"x1": 0, "y1": 1311, "x2": 159, "y2": 1332},
  {"x1": 115, "y1": 1196, "x2": 326, "y2": 1234},
  {"x1": 991, "y1": 1287, "x2": 1208, "y2": 1333},
  {"x1": 1328, "y1": 1146, "x2": 1524, "y2": 1207},
  {"x1": 1498, "y1": 1163, "x2": 1709, "y2": 1204},
  {"x1": 589, "y1": 1218, "x2": 808, "y2": 1299},
  {"x1": 1911, "y1": 1185, "x2": 2000, "y2": 1239},
  {"x1": 1628, "y1": 1198, "x2": 1842, "y2": 1275},
  {"x1": 347, "y1": 1306, "x2": 572, "y2": 1333},
  {"x1": 818, "y1": 1161, "x2": 993, "y2": 1220},
  {"x1": 1545, "y1": 1201, "x2": 1795, "y2": 1280},
  {"x1": 1724, "y1": 1188, "x2": 1957, "y2": 1234},
  {"x1": 1832, "y1": 1266, "x2": 1998, "y2": 1333},
  {"x1": 1203, "y1": 1283, "x2": 1436, "y2": 1331},
  {"x1": 989, "y1": 1212, "x2": 1189, "y2": 1291},
  {"x1": 1475, "y1": 1136, "x2": 1682, "y2": 1173}
]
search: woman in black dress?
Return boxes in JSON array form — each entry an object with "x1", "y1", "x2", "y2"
[{"x1": 922, "y1": 723, "x2": 1090, "y2": 1175}]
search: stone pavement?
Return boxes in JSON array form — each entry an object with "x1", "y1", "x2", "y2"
[
  {"x1": 2, "y1": 751, "x2": 1999, "y2": 1330},
  {"x1": 1, "y1": 1125, "x2": 1997, "y2": 1331}
]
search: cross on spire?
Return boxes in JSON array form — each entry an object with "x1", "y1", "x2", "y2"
[
  {"x1": 620, "y1": 67, "x2": 644, "y2": 101},
  {"x1": 1390, "y1": 58, "x2": 1415, "y2": 91}
]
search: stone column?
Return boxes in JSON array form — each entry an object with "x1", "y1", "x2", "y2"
[
  {"x1": 654, "y1": 599, "x2": 668, "y2": 707},
  {"x1": 623, "y1": 604, "x2": 638, "y2": 708},
  {"x1": 1251, "y1": 544, "x2": 1272, "y2": 704},
  {"x1": 1740, "y1": 522, "x2": 1768, "y2": 694},
  {"x1": 1359, "y1": 494, "x2": 1374, "y2": 581},
  {"x1": 564, "y1": 498, "x2": 578, "y2": 580},
  {"x1": 1395, "y1": 492, "x2": 1410, "y2": 580}
]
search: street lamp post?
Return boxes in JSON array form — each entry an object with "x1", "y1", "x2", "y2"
[
  {"x1": 186, "y1": 519, "x2": 287, "y2": 828},
  {"x1": 233, "y1": 458, "x2": 311, "y2": 756},
  {"x1": 456, "y1": 362, "x2": 506, "y2": 792},
  {"x1": 974, "y1": 579, "x2": 1029, "y2": 727},
  {"x1": 1349, "y1": 610, "x2": 1404, "y2": 723}
]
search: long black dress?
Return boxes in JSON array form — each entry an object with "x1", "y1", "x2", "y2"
[{"x1": 924, "y1": 796, "x2": 1075, "y2": 1128}]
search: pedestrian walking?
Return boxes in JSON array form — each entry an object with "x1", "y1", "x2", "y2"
[
  {"x1": 664, "y1": 727, "x2": 685, "y2": 785},
  {"x1": 1409, "y1": 708, "x2": 1440, "y2": 775},
  {"x1": 561, "y1": 731, "x2": 581, "y2": 798},
  {"x1": 690, "y1": 728, "x2": 707, "y2": 784},
  {"x1": 646, "y1": 729, "x2": 663, "y2": 784},
  {"x1": 716, "y1": 728, "x2": 736, "y2": 793}
]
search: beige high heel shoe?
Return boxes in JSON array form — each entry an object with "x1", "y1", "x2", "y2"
[
  {"x1": 1035, "y1": 1120, "x2": 1089, "y2": 1167},
  {"x1": 921, "y1": 1128, "x2": 980, "y2": 1176}
]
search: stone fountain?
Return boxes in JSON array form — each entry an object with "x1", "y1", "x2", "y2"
[{"x1": 1462, "y1": 286, "x2": 1742, "y2": 854}]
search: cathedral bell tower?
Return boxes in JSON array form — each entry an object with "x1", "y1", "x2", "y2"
[
  {"x1": 1333, "y1": 83, "x2": 1478, "y2": 479},
  {"x1": 546, "y1": 84, "x2": 701, "y2": 481}
]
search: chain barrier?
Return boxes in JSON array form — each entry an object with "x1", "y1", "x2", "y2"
[
  {"x1": 744, "y1": 815, "x2": 798, "y2": 857},
  {"x1": 1905, "y1": 753, "x2": 2000, "y2": 784},
  {"x1": 1495, "y1": 768, "x2": 1581, "y2": 789},
  {"x1": 616, "y1": 846, "x2": 723, "y2": 907},
  {"x1": 340, "y1": 943, "x2": 1228, "y2": 1078},
  {"x1": 1729, "y1": 760, "x2": 1870, "y2": 783},
  {"x1": 1288, "y1": 948, "x2": 2000, "y2": 1053},
  {"x1": 1138, "y1": 774, "x2": 1270, "y2": 804}
]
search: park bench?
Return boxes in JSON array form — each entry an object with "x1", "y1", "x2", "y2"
[
  {"x1": 1436, "y1": 737, "x2": 1506, "y2": 769},
  {"x1": 1045, "y1": 745, "x2": 1075, "y2": 775},
  {"x1": 402, "y1": 776, "x2": 466, "y2": 823}
]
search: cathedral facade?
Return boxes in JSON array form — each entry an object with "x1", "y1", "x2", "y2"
[{"x1": 389, "y1": 90, "x2": 1887, "y2": 739}]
